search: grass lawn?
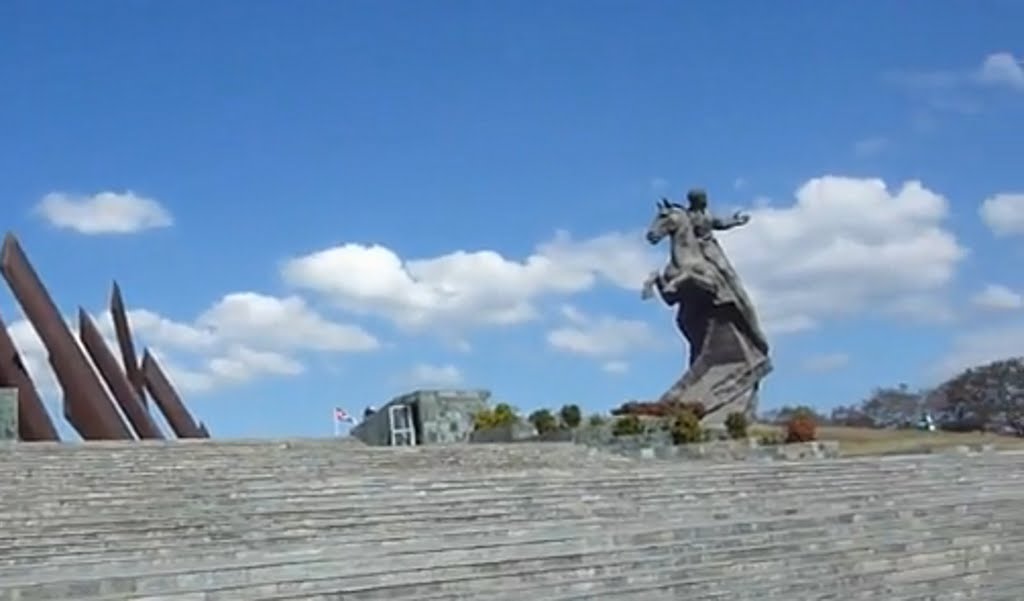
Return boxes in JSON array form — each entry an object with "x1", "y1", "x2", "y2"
[{"x1": 751, "y1": 424, "x2": 1024, "y2": 457}]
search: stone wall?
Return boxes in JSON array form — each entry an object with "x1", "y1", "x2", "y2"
[
  {"x1": 0, "y1": 387, "x2": 16, "y2": 441},
  {"x1": 597, "y1": 437, "x2": 840, "y2": 461},
  {"x1": 417, "y1": 389, "x2": 490, "y2": 444},
  {"x1": 471, "y1": 419, "x2": 839, "y2": 462},
  {"x1": 469, "y1": 421, "x2": 537, "y2": 443}
]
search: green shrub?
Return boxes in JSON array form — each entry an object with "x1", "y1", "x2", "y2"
[
  {"x1": 724, "y1": 412, "x2": 749, "y2": 440},
  {"x1": 559, "y1": 404, "x2": 582, "y2": 429},
  {"x1": 473, "y1": 403, "x2": 519, "y2": 431},
  {"x1": 587, "y1": 413, "x2": 608, "y2": 428},
  {"x1": 758, "y1": 431, "x2": 785, "y2": 445},
  {"x1": 670, "y1": 410, "x2": 703, "y2": 445},
  {"x1": 611, "y1": 414, "x2": 645, "y2": 437},
  {"x1": 528, "y1": 409, "x2": 559, "y2": 434},
  {"x1": 678, "y1": 401, "x2": 707, "y2": 420}
]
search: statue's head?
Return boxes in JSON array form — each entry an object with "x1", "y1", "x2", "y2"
[
  {"x1": 686, "y1": 188, "x2": 708, "y2": 210},
  {"x1": 646, "y1": 198, "x2": 685, "y2": 245}
]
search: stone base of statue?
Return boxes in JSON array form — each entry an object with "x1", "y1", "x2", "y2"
[
  {"x1": 656, "y1": 305, "x2": 772, "y2": 426},
  {"x1": 615, "y1": 284, "x2": 771, "y2": 424}
]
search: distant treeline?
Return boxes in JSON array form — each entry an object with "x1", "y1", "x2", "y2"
[{"x1": 761, "y1": 357, "x2": 1024, "y2": 436}]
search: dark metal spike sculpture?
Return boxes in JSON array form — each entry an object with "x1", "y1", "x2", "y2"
[
  {"x1": 0, "y1": 309, "x2": 60, "y2": 441},
  {"x1": 141, "y1": 349, "x2": 206, "y2": 438},
  {"x1": 79, "y1": 309, "x2": 164, "y2": 440},
  {"x1": 109, "y1": 281, "x2": 146, "y2": 408},
  {"x1": 0, "y1": 233, "x2": 132, "y2": 440}
]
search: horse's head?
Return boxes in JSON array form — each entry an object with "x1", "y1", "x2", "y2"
[{"x1": 646, "y1": 198, "x2": 686, "y2": 245}]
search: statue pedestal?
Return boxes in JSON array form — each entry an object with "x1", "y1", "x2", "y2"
[{"x1": 658, "y1": 310, "x2": 771, "y2": 424}]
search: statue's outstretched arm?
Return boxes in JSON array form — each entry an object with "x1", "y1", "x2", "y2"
[{"x1": 712, "y1": 211, "x2": 750, "y2": 231}]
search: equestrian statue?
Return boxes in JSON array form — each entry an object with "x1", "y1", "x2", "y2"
[{"x1": 622, "y1": 188, "x2": 772, "y2": 425}]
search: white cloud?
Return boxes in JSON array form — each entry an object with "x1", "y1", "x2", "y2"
[
  {"x1": 972, "y1": 284, "x2": 1024, "y2": 311},
  {"x1": 282, "y1": 175, "x2": 965, "y2": 341},
  {"x1": 721, "y1": 176, "x2": 966, "y2": 332},
  {"x1": 979, "y1": 193, "x2": 1024, "y2": 237},
  {"x1": 207, "y1": 346, "x2": 304, "y2": 382},
  {"x1": 800, "y1": 352, "x2": 850, "y2": 373},
  {"x1": 976, "y1": 52, "x2": 1024, "y2": 91},
  {"x1": 145, "y1": 349, "x2": 218, "y2": 394},
  {"x1": 4, "y1": 290, "x2": 378, "y2": 396},
  {"x1": 281, "y1": 232, "x2": 652, "y2": 332},
  {"x1": 547, "y1": 305, "x2": 657, "y2": 357},
  {"x1": 197, "y1": 293, "x2": 379, "y2": 352},
  {"x1": 403, "y1": 363, "x2": 464, "y2": 387},
  {"x1": 601, "y1": 360, "x2": 630, "y2": 374},
  {"x1": 35, "y1": 191, "x2": 173, "y2": 235}
]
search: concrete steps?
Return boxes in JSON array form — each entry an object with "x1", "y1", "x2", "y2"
[{"x1": 2, "y1": 440, "x2": 1023, "y2": 600}]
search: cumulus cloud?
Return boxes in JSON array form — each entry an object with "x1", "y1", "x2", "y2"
[
  {"x1": 197, "y1": 293, "x2": 379, "y2": 352},
  {"x1": 403, "y1": 363, "x2": 464, "y2": 387},
  {"x1": 972, "y1": 284, "x2": 1024, "y2": 312},
  {"x1": 207, "y1": 346, "x2": 304, "y2": 382},
  {"x1": 282, "y1": 176, "x2": 965, "y2": 339},
  {"x1": 3, "y1": 291, "x2": 379, "y2": 396},
  {"x1": 35, "y1": 191, "x2": 173, "y2": 234},
  {"x1": 976, "y1": 52, "x2": 1024, "y2": 91},
  {"x1": 546, "y1": 304, "x2": 658, "y2": 358},
  {"x1": 800, "y1": 352, "x2": 850, "y2": 373},
  {"x1": 281, "y1": 232, "x2": 652, "y2": 331},
  {"x1": 723, "y1": 176, "x2": 965, "y2": 331},
  {"x1": 979, "y1": 193, "x2": 1024, "y2": 237}
]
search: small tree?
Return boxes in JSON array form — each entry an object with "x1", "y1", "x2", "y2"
[
  {"x1": 724, "y1": 412, "x2": 749, "y2": 440},
  {"x1": 493, "y1": 403, "x2": 516, "y2": 424},
  {"x1": 611, "y1": 414, "x2": 645, "y2": 437},
  {"x1": 528, "y1": 409, "x2": 559, "y2": 434},
  {"x1": 473, "y1": 403, "x2": 520, "y2": 431},
  {"x1": 670, "y1": 409, "x2": 703, "y2": 444},
  {"x1": 559, "y1": 404, "x2": 582, "y2": 429},
  {"x1": 587, "y1": 413, "x2": 608, "y2": 428}
]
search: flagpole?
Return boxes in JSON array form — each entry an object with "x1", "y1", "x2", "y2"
[{"x1": 333, "y1": 409, "x2": 340, "y2": 437}]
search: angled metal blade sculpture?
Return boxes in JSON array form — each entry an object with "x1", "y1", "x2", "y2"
[
  {"x1": 0, "y1": 309, "x2": 59, "y2": 441},
  {"x1": 109, "y1": 281, "x2": 146, "y2": 408},
  {"x1": 79, "y1": 309, "x2": 164, "y2": 440},
  {"x1": 0, "y1": 233, "x2": 132, "y2": 440},
  {"x1": 142, "y1": 349, "x2": 207, "y2": 438}
]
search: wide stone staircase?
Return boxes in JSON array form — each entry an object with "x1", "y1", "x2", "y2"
[{"x1": 2, "y1": 439, "x2": 1023, "y2": 600}]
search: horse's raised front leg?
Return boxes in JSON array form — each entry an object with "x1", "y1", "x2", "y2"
[
  {"x1": 661, "y1": 272, "x2": 689, "y2": 294},
  {"x1": 641, "y1": 270, "x2": 660, "y2": 300}
]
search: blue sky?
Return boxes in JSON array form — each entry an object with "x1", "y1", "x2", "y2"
[{"x1": 1, "y1": 1, "x2": 1023, "y2": 439}]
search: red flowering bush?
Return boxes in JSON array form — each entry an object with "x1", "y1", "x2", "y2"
[{"x1": 785, "y1": 411, "x2": 818, "y2": 443}]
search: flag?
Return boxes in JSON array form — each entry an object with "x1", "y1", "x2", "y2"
[{"x1": 334, "y1": 407, "x2": 353, "y2": 423}]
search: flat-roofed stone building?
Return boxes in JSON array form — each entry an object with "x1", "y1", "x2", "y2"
[{"x1": 350, "y1": 388, "x2": 490, "y2": 446}]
